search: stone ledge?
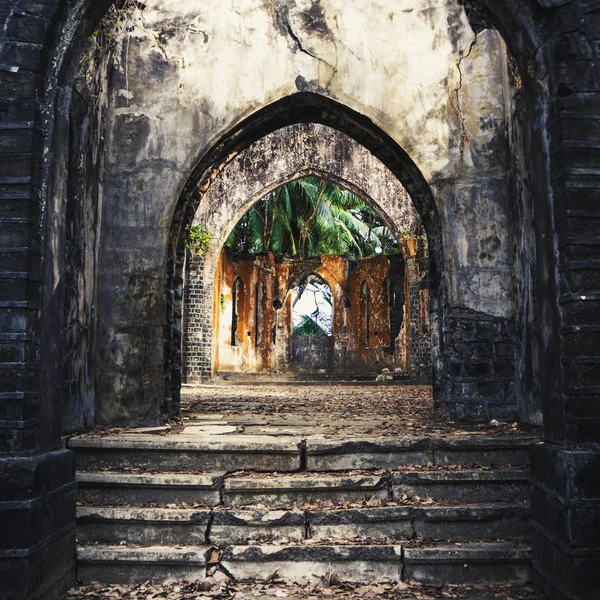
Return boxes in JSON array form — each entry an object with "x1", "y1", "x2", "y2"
[
  {"x1": 404, "y1": 542, "x2": 531, "y2": 562},
  {"x1": 69, "y1": 434, "x2": 301, "y2": 452},
  {"x1": 76, "y1": 471, "x2": 223, "y2": 488},
  {"x1": 77, "y1": 506, "x2": 212, "y2": 523},
  {"x1": 77, "y1": 544, "x2": 209, "y2": 564},
  {"x1": 76, "y1": 544, "x2": 209, "y2": 585},
  {"x1": 392, "y1": 469, "x2": 529, "y2": 483},
  {"x1": 0, "y1": 449, "x2": 74, "y2": 500},
  {"x1": 223, "y1": 474, "x2": 389, "y2": 507},
  {"x1": 211, "y1": 509, "x2": 305, "y2": 544},
  {"x1": 403, "y1": 542, "x2": 532, "y2": 585},
  {"x1": 76, "y1": 507, "x2": 210, "y2": 546},
  {"x1": 70, "y1": 436, "x2": 302, "y2": 472},
  {"x1": 305, "y1": 435, "x2": 538, "y2": 470},
  {"x1": 221, "y1": 544, "x2": 402, "y2": 584},
  {"x1": 76, "y1": 471, "x2": 224, "y2": 506},
  {"x1": 391, "y1": 469, "x2": 530, "y2": 503}
]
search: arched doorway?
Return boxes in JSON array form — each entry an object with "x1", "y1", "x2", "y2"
[
  {"x1": 181, "y1": 145, "x2": 433, "y2": 385},
  {"x1": 7, "y1": 0, "x2": 598, "y2": 598}
]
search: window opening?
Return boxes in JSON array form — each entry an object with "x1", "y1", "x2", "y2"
[
  {"x1": 255, "y1": 281, "x2": 264, "y2": 346},
  {"x1": 361, "y1": 281, "x2": 370, "y2": 346},
  {"x1": 231, "y1": 276, "x2": 242, "y2": 346},
  {"x1": 292, "y1": 274, "x2": 333, "y2": 337}
]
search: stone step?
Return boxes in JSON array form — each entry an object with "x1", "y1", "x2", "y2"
[
  {"x1": 220, "y1": 544, "x2": 402, "y2": 584},
  {"x1": 76, "y1": 507, "x2": 211, "y2": 545},
  {"x1": 211, "y1": 509, "x2": 305, "y2": 544},
  {"x1": 403, "y1": 542, "x2": 532, "y2": 585},
  {"x1": 308, "y1": 503, "x2": 530, "y2": 542},
  {"x1": 76, "y1": 471, "x2": 224, "y2": 506},
  {"x1": 69, "y1": 434, "x2": 538, "y2": 474},
  {"x1": 392, "y1": 469, "x2": 530, "y2": 503},
  {"x1": 69, "y1": 435, "x2": 303, "y2": 472},
  {"x1": 221, "y1": 542, "x2": 531, "y2": 585},
  {"x1": 76, "y1": 545, "x2": 208, "y2": 584},
  {"x1": 76, "y1": 503, "x2": 530, "y2": 546},
  {"x1": 223, "y1": 474, "x2": 389, "y2": 507},
  {"x1": 306, "y1": 436, "x2": 537, "y2": 471},
  {"x1": 77, "y1": 541, "x2": 531, "y2": 586},
  {"x1": 76, "y1": 467, "x2": 530, "y2": 507}
]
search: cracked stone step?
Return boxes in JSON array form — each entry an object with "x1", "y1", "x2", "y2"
[
  {"x1": 76, "y1": 471, "x2": 224, "y2": 505},
  {"x1": 220, "y1": 544, "x2": 402, "y2": 584},
  {"x1": 75, "y1": 503, "x2": 530, "y2": 547},
  {"x1": 76, "y1": 545, "x2": 208, "y2": 584},
  {"x1": 308, "y1": 506, "x2": 414, "y2": 540},
  {"x1": 77, "y1": 506, "x2": 211, "y2": 545},
  {"x1": 305, "y1": 437, "x2": 433, "y2": 471},
  {"x1": 412, "y1": 504, "x2": 531, "y2": 541},
  {"x1": 210, "y1": 509, "x2": 305, "y2": 544},
  {"x1": 308, "y1": 503, "x2": 530, "y2": 541},
  {"x1": 403, "y1": 542, "x2": 532, "y2": 584},
  {"x1": 223, "y1": 474, "x2": 389, "y2": 507},
  {"x1": 69, "y1": 435, "x2": 302, "y2": 472},
  {"x1": 433, "y1": 436, "x2": 537, "y2": 466},
  {"x1": 305, "y1": 435, "x2": 538, "y2": 471},
  {"x1": 392, "y1": 469, "x2": 530, "y2": 503}
]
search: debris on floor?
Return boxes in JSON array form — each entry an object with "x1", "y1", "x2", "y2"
[{"x1": 65, "y1": 579, "x2": 543, "y2": 599}]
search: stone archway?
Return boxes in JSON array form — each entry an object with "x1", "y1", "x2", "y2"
[
  {"x1": 2, "y1": 2, "x2": 599, "y2": 598},
  {"x1": 180, "y1": 122, "x2": 432, "y2": 385}
]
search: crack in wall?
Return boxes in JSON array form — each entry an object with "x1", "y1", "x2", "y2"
[
  {"x1": 453, "y1": 34, "x2": 478, "y2": 156},
  {"x1": 283, "y1": 16, "x2": 338, "y2": 88}
]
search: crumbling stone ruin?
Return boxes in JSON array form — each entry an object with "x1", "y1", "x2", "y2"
[
  {"x1": 0, "y1": 1, "x2": 598, "y2": 599},
  {"x1": 194, "y1": 250, "x2": 430, "y2": 379}
]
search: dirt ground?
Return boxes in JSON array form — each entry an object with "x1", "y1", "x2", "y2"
[
  {"x1": 65, "y1": 579, "x2": 543, "y2": 600},
  {"x1": 177, "y1": 383, "x2": 535, "y2": 438}
]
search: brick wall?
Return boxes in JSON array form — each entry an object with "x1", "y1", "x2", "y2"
[{"x1": 182, "y1": 254, "x2": 214, "y2": 382}]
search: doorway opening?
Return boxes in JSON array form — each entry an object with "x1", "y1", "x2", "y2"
[
  {"x1": 186, "y1": 174, "x2": 431, "y2": 383},
  {"x1": 292, "y1": 275, "x2": 333, "y2": 338},
  {"x1": 290, "y1": 274, "x2": 334, "y2": 372}
]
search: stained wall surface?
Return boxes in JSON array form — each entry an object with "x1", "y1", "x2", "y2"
[
  {"x1": 2, "y1": 1, "x2": 600, "y2": 598},
  {"x1": 90, "y1": 1, "x2": 514, "y2": 425},
  {"x1": 205, "y1": 251, "x2": 427, "y2": 379}
]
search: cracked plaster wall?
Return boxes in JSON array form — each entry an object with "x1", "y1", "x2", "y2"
[{"x1": 96, "y1": 0, "x2": 516, "y2": 424}]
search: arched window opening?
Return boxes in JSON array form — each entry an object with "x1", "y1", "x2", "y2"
[
  {"x1": 292, "y1": 275, "x2": 333, "y2": 337},
  {"x1": 255, "y1": 281, "x2": 264, "y2": 346},
  {"x1": 388, "y1": 254, "x2": 406, "y2": 345},
  {"x1": 203, "y1": 174, "x2": 429, "y2": 382},
  {"x1": 361, "y1": 281, "x2": 370, "y2": 347},
  {"x1": 231, "y1": 276, "x2": 242, "y2": 346}
]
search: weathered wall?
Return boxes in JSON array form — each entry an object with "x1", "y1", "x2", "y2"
[
  {"x1": 207, "y1": 251, "x2": 427, "y2": 378},
  {"x1": 89, "y1": 1, "x2": 514, "y2": 425},
  {"x1": 1, "y1": 1, "x2": 600, "y2": 598}
]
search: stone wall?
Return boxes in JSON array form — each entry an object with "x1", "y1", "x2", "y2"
[
  {"x1": 195, "y1": 251, "x2": 430, "y2": 379},
  {"x1": 0, "y1": 1, "x2": 599, "y2": 598},
  {"x1": 182, "y1": 253, "x2": 213, "y2": 382}
]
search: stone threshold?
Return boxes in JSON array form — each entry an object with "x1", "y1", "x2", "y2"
[
  {"x1": 69, "y1": 434, "x2": 540, "y2": 473},
  {"x1": 76, "y1": 541, "x2": 532, "y2": 585}
]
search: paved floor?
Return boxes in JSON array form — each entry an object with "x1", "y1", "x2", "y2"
[
  {"x1": 65, "y1": 580, "x2": 544, "y2": 599},
  {"x1": 177, "y1": 382, "x2": 532, "y2": 439}
]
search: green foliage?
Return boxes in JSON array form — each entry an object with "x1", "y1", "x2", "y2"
[
  {"x1": 224, "y1": 176, "x2": 400, "y2": 259},
  {"x1": 220, "y1": 294, "x2": 226, "y2": 312},
  {"x1": 292, "y1": 314, "x2": 330, "y2": 337},
  {"x1": 187, "y1": 224, "x2": 212, "y2": 258}
]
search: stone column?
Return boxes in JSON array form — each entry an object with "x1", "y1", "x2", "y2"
[{"x1": 182, "y1": 254, "x2": 214, "y2": 382}]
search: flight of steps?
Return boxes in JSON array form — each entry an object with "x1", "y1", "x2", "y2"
[{"x1": 69, "y1": 433, "x2": 537, "y2": 586}]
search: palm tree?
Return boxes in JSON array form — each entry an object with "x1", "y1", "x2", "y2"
[{"x1": 224, "y1": 176, "x2": 399, "y2": 259}]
